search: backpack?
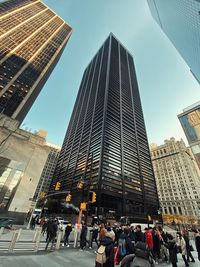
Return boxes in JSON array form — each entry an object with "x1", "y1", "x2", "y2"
[
  {"x1": 96, "y1": 245, "x2": 107, "y2": 265},
  {"x1": 118, "y1": 238, "x2": 127, "y2": 257},
  {"x1": 135, "y1": 242, "x2": 149, "y2": 259},
  {"x1": 135, "y1": 242, "x2": 155, "y2": 267}
]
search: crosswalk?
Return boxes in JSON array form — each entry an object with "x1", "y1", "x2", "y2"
[{"x1": 0, "y1": 228, "x2": 51, "y2": 253}]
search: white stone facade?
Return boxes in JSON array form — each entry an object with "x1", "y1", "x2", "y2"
[
  {"x1": 0, "y1": 114, "x2": 56, "y2": 214},
  {"x1": 150, "y1": 137, "x2": 200, "y2": 223}
]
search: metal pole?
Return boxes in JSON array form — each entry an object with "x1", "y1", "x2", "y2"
[
  {"x1": 33, "y1": 228, "x2": 40, "y2": 242},
  {"x1": 55, "y1": 231, "x2": 62, "y2": 250},
  {"x1": 27, "y1": 211, "x2": 33, "y2": 230},
  {"x1": 8, "y1": 232, "x2": 18, "y2": 252},
  {"x1": 34, "y1": 230, "x2": 41, "y2": 252},
  {"x1": 16, "y1": 228, "x2": 22, "y2": 242},
  {"x1": 0, "y1": 227, "x2": 4, "y2": 239},
  {"x1": 74, "y1": 209, "x2": 82, "y2": 248}
]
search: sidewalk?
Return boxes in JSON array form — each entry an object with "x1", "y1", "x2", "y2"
[{"x1": 0, "y1": 246, "x2": 199, "y2": 267}]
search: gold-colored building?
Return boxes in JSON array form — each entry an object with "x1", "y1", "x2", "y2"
[
  {"x1": 150, "y1": 138, "x2": 200, "y2": 225},
  {"x1": 0, "y1": 0, "x2": 72, "y2": 123}
]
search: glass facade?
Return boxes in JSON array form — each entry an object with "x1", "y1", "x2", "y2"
[
  {"x1": 147, "y1": 0, "x2": 200, "y2": 83},
  {"x1": 33, "y1": 147, "x2": 60, "y2": 201},
  {"x1": 178, "y1": 105, "x2": 200, "y2": 170},
  {"x1": 0, "y1": 156, "x2": 25, "y2": 209},
  {"x1": 51, "y1": 34, "x2": 159, "y2": 222},
  {"x1": 0, "y1": 0, "x2": 72, "y2": 123}
]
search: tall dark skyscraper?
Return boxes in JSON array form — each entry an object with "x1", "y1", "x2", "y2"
[
  {"x1": 51, "y1": 34, "x2": 159, "y2": 222},
  {"x1": 147, "y1": 0, "x2": 200, "y2": 83},
  {"x1": 0, "y1": 0, "x2": 72, "y2": 123}
]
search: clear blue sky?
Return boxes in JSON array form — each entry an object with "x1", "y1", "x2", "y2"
[{"x1": 23, "y1": 0, "x2": 200, "y2": 147}]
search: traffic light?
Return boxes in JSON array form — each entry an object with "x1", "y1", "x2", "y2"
[
  {"x1": 55, "y1": 182, "x2": 61, "y2": 191},
  {"x1": 77, "y1": 180, "x2": 84, "y2": 190},
  {"x1": 90, "y1": 191, "x2": 97, "y2": 203},
  {"x1": 66, "y1": 194, "x2": 72, "y2": 202},
  {"x1": 80, "y1": 202, "x2": 86, "y2": 211}
]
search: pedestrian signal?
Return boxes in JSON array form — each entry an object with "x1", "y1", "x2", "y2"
[
  {"x1": 66, "y1": 194, "x2": 72, "y2": 202},
  {"x1": 80, "y1": 202, "x2": 86, "y2": 211},
  {"x1": 55, "y1": 182, "x2": 61, "y2": 191},
  {"x1": 90, "y1": 191, "x2": 97, "y2": 203}
]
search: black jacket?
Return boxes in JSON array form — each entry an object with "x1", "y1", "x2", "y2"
[
  {"x1": 80, "y1": 225, "x2": 88, "y2": 239},
  {"x1": 135, "y1": 231, "x2": 144, "y2": 243},
  {"x1": 96, "y1": 236, "x2": 114, "y2": 267},
  {"x1": 119, "y1": 233, "x2": 134, "y2": 255},
  {"x1": 165, "y1": 240, "x2": 178, "y2": 263},
  {"x1": 65, "y1": 225, "x2": 72, "y2": 235},
  {"x1": 195, "y1": 235, "x2": 200, "y2": 252}
]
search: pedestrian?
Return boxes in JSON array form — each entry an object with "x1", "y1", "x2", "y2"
[
  {"x1": 145, "y1": 228, "x2": 153, "y2": 253},
  {"x1": 45, "y1": 219, "x2": 58, "y2": 251},
  {"x1": 193, "y1": 229, "x2": 200, "y2": 261},
  {"x1": 152, "y1": 227, "x2": 161, "y2": 263},
  {"x1": 117, "y1": 227, "x2": 134, "y2": 263},
  {"x1": 99, "y1": 223, "x2": 107, "y2": 242},
  {"x1": 159, "y1": 228, "x2": 169, "y2": 262},
  {"x1": 164, "y1": 234, "x2": 178, "y2": 267},
  {"x1": 177, "y1": 232, "x2": 189, "y2": 267},
  {"x1": 95, "y1": 230, "x2": 115, "y2": 267},
  {"x1": 63, "y1": 222, "x2": 72, "y2": 247},
  {"x1": 89, "y1": 223, "x2": 99, "y2": 248},
  {"x1": 80, "y1": 221, "x2": 88, "y2": 250},
  {"x1": 135, "y1": 225, "x2": 144, "y2": 243},
  {"x1": 182, "y1": 229, "x2": 195, "y2": 262},
  {"x1": 41, "y1": 219, "x2": 47, "y2": 236}
]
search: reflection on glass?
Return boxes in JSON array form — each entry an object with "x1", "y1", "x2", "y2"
[{"x1": 179, "y1": 109, "x2": 200, "y2": 143}]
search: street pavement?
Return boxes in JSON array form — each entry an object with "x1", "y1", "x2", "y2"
[{"x1": 0, "y1": 245, "x2": 199, "y2": 267}]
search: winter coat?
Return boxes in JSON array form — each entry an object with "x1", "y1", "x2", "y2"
[
  {"x1": 164, "y1": 240, "x2": 178, "y2": 263},
  {"x1": 90, "y1": 226, "x2": 99, "y2": 239},
  {"x1": 120, "y1": 254, "x2": 135, "y2": 267},
  {"x1": 130, "y1": 256, "x2": 152, "y2": 267},
  {"x1": 80, "y1": 225, "x2": 88, "y2": 240},
  {"x1": 195, "y1": 235, "x2": 200, "y2": 252},
  {"x1": 99, "y1": 226, "x2": 107, "y2": 241},
  {"x1": 118, "y1": 233, "x2": 134, "y2": 258},
  {"x1": 65, "y1": 224, "x2": 72, "y2": 235},
  {"x1": 145, "y1": 230, "x2": 153, "y2": 249},
  {"x1": 152, "y1": 230, "x2": 161, "y2": 250},
  {"x1": 183, "y1": 234, "x2": 190, "y2": 251},
  {"x1": 135, "y1": 231, "x2": 144, "y2": 243},
  {"x1": 95, "y1": 236, "x2": 114, "y2": 267},
  {"x1": 47, "y1": 221, "x2": 58, "y2": 238},
  {"x1": 177, "y1": 237, "x2": 187, "y2": 255}
]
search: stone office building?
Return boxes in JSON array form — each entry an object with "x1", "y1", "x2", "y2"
[
  {"x1": 0, "y1": 114, "x2": 58, "y2": 221},
  {"x1": 150, "y1": 138, "x2": 200, "y2": 224}
]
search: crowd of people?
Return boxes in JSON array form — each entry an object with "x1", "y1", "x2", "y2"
[{"x1": 36, "y1": 218, "x2": 200, "y2": 267}]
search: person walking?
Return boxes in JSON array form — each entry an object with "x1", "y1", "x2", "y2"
[
  {"x1": 63, "y1": 222, "x2": 72, "y2": 247},
  {"x1": 177, "y1": 232, "x2": 189, "y2": 267},
  {"x1": 89, "y1": 223, "x2": 99, "y2": 248},
  {"x1": 145, "y1": 228, "x2": 153, "y2": 253},
  {"x1": 80, "y1": 221, "x2": 88, "y2": 250},
  {"x1": 95, "y1": 230, "x2": 115, "y2": 267},
  {"x1": 193, "y1": 229, "x2": 200, "y2": 261},
  {"x1": 135, "y1": 225, "x2": 144, "y2": 243},
  {"x1": 182, "y1": 229, "x2": 195, "y2": 262},
  {"x1": 165, "y1": 234, "x2": 178, "y2": 267},
  {"x1": 117, "y1": 227, "x2": 134, "y2": 263},
  {"x1": 45, "y1": 219, "x2": 58, "y2": 251},
  {"x1": 152, "y1": 227, "x2": 161, "y2": 263}
]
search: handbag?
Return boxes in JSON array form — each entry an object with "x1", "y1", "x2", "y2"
[{"x1": 189, "y1": 244, "x2": 194, "y2": 252}]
